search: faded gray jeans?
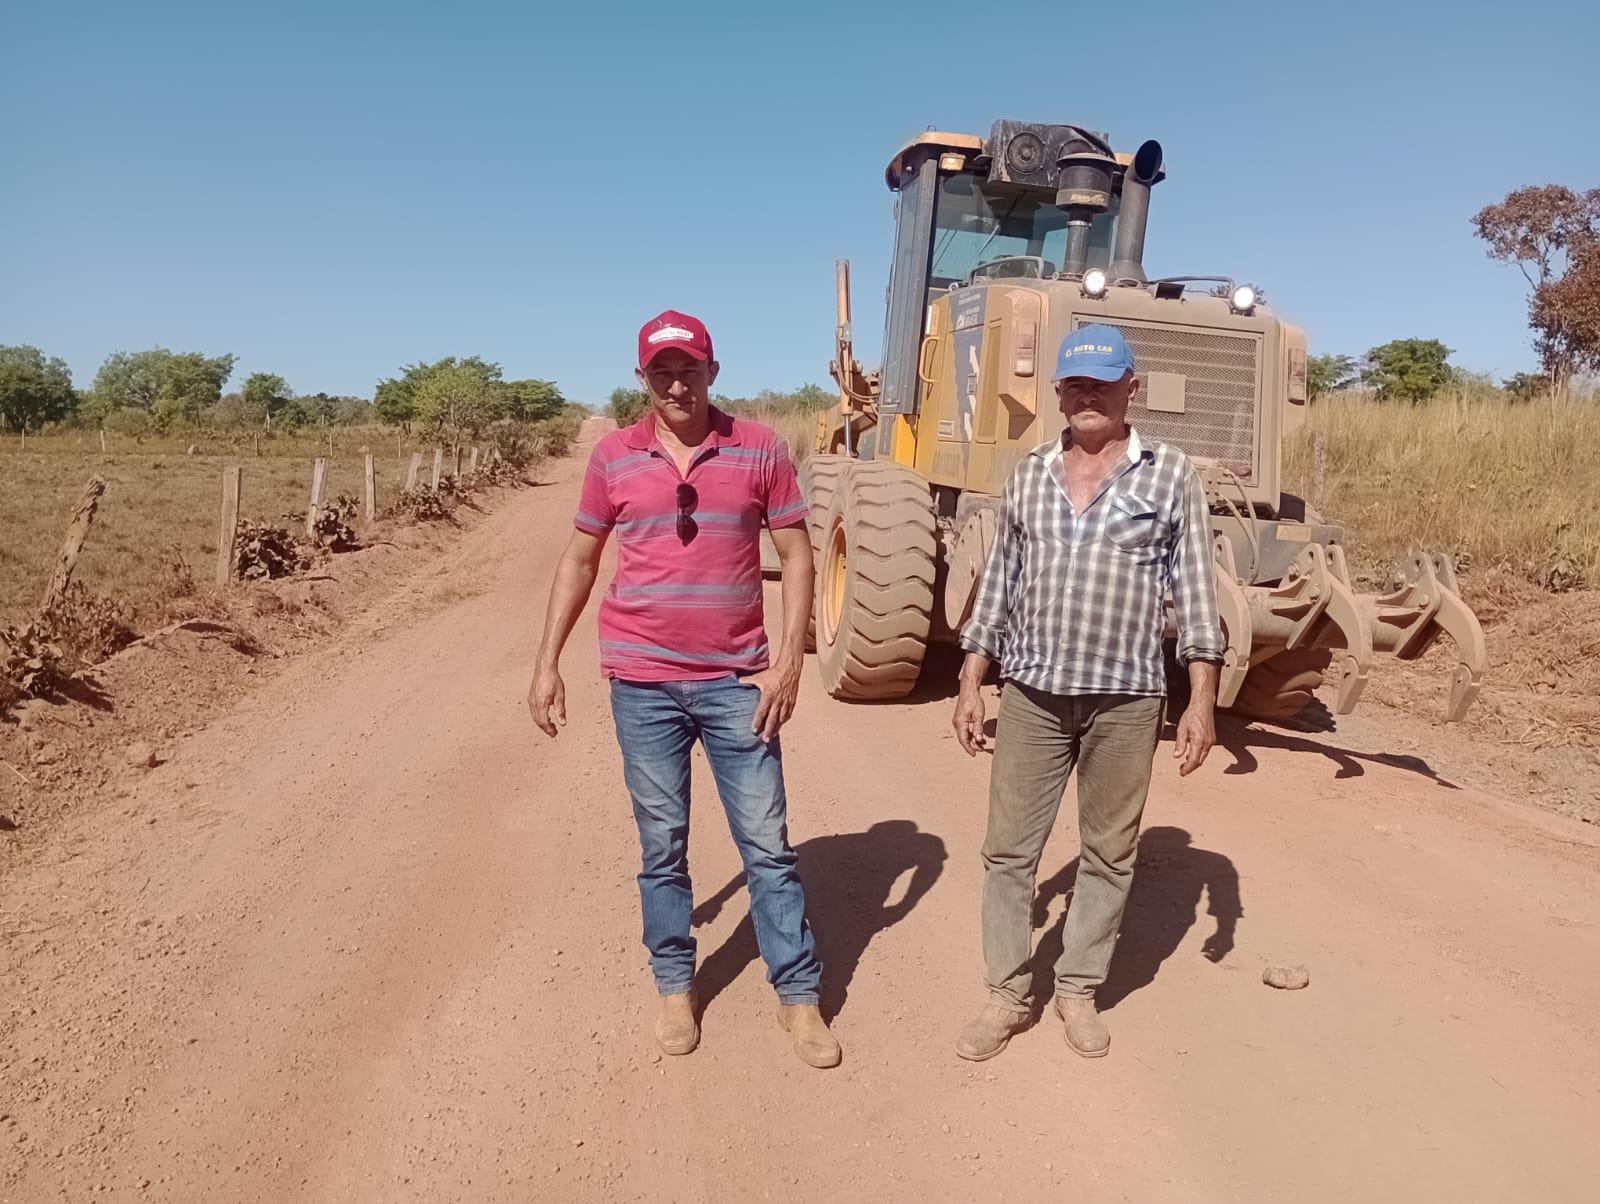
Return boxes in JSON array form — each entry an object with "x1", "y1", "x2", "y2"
[{"x1": 981, "y1": 684, "x2": 1163, "y2": 1010}]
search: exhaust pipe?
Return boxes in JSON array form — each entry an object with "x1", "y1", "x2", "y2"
[
  {"x1": 1055, "y1": 128, "x2": 1117, "y2": 279},
  {"x1": 1108, "y1": 139, "x2": 1163, "y2": 286}
]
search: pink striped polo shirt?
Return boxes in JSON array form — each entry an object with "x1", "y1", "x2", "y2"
[{"x1": 574, "y1": 408, "x2": 808, "y2": 682}]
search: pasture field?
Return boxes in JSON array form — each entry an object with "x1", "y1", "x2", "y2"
[{"x1": 2, "y1": 427, "x2": 484, "y2": 625}]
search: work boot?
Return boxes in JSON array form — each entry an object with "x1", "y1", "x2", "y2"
[
  {"x1": 955, "y1": 1003, "x2": 1030, "y2": 1062},
  {"x1": 1053, "y1": 992, "x2": 1109, "y2": 1058},
  {"x1": 653, "y1": 990, "x2": 699, "y2": 1056},
  {"x1": 777, "y1": 1003, "x2": 842, "y2": 1069}
]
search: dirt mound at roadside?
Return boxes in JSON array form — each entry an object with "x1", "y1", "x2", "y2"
[
  {"x1": 0, "y1": 494, "x2": 506, "y2": 863},
  {"x1": 1369, "y1": 572, "x2": 1600, "y2": 751}
]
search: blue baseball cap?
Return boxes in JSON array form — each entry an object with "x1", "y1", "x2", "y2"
[{"x1": 1052, "y1": 323, "x2": 1135, "y2": 382}]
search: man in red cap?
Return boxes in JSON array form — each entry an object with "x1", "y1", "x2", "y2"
[{"x1": 528, "y1": 310, "x2": 840, "y2": 1069}]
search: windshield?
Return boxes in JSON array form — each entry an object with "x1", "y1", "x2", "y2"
[{"x1": 929, "y1": 174, "x2": 1118, "y2": 289}]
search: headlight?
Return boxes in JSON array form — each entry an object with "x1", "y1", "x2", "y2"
[
  {"x1": 1082, "y1": 268, "x2": 1108, "y2": 298},
  {"x1": 1230, "y1": 284, "x2": 1257, "y2": 314}
]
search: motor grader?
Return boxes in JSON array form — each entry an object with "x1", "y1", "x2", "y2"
[{"x1": 801, "y1": 118, "x2": 1486, "y2": 722}]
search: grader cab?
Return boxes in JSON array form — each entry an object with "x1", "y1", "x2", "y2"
[{"x1": 804, "y1": 119, "x2": 1486, "y2": 722}]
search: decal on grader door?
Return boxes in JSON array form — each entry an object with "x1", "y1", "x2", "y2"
[{"x1": 949, "y1": 289, "x2": 986, "y2": 457}]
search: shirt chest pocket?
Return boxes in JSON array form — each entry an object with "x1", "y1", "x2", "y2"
[
  {"x1": 701, "y1": 473, "x2": 763, "y2": 531},
  {"x1": 1104, "y1": 493, "x2": 1165, "y2": 551}
]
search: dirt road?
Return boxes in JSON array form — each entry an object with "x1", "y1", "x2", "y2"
[{"x1": 4, "y1": 448, "x2": 1599, "y2": 1202}]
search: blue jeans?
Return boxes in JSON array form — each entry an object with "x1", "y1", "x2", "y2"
[{"x1": 609, "y1": 676, "x2": 822, "y2": 1006}]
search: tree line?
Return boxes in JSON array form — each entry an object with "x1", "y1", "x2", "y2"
[
  {"x1": 374, "y1": 356, "x2": 568, "y2": 443},
  {"x1": 0, "y1": 344, "x2": 571, "y2": 440},
  {"x1": 1307, "y1": 340, "x2": 1460, "y2": 404},
  {"x1": 1310, "y1": 182, "x2": 1600, "y2": 404},
  {"x1": 605, "y1": 382, "x2": 834, "y2": 426}
]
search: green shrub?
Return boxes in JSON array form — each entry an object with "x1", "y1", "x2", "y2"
[
  {"x1": 40, "y1": 582, "x2": 137, "y2": 664},
  {"x1": 387, "y1": 486, "x2": 451, "y2": 522},
  {"x1": 303, "y1": 494, "x2": 360, "y2": 552},
  {"x1": 489, "y1": 420, "x2": 543, "y2": 470},
  {"x1": 234, "y1": 521, "x2": 309, "y2": 580},
  {"x1": 530, "y1": 410, "x2": 582, "y2": 459},
  {"x1": 0, "y1": 623, "x2": 69, "y2": 702},
  {"x1": 102, "y1": 408, "x2": 152, "y2": 438}
]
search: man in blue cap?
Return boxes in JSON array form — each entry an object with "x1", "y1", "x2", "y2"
[{"x1": 949, "y1": 323, "x2": 1225, "y2": 1062}]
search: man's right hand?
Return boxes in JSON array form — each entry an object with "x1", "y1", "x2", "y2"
[
  {"x1": 953, "y1": 682, "x2": 987, "y2": 756},
  {"x1": 528, "y1": 664, "x2": 567, "y2": 737}
]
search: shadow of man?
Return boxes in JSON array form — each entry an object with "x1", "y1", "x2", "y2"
[
  {"x1": 1214, "y1": 714, "x2": 1459, "y2": 788},
  {"x1": 691, "y1": 820, "x2": 946, "y2": 1021},
  {"x1": 1026, "y1": 826, "x2": 1240, "y2": 1015}
]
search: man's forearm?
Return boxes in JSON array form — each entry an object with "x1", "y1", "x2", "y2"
[
  {"x1": 959, "y1": 651, "x2": 992, "y2": 689},
  {"x1": 535, "y1": 553, "x2": 600, "y2": 671},
  {"x1": 1172, "y1": 472, "x2": 1226, "y2": 666},
  {"x1": 774, "y1": 541, "x2": 814, "y2": 666},
  {"x1": 1186, "y1": 659, "x2": 1220, "y2": 706}
]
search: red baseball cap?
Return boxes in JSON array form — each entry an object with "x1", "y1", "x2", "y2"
[{"x1": 638, "y1": 310, "x2": 714, "y2": 368}]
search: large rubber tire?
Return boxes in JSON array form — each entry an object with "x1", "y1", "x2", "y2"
[
  {"x1": 799, "y1": 455, "x2": 851, "y2": 652},
  {"x1": 814, "y1": 463, "x2": 937, "y2": 700},
  {"x1": 1229, "y1": 648, "x2": 1333, "y2": 722}
]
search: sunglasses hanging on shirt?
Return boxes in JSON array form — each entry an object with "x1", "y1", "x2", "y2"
[{"x1": 675, "y1": 482, "x2": 699, "y2": 544}]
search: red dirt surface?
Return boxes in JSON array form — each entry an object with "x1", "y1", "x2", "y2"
[{"x1": 3, "y1": 448, "x2": 1598, "y2": 1202}]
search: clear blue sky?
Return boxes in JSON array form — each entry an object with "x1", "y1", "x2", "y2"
[{"x1": 4, "y1": 0, "x2": 1597, "y2": 406}]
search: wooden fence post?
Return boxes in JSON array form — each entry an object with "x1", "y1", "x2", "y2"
[
  {"x1": 99, "y1": 429, "x2": 107, "y2": 454},
  {"x1": 406, "y1": 452, "x2": 422, "y2": 490},
  {"x1": 364, "y1": 453, "x2": 376, "y2": 521},
  {"x1": 470, "y1": 447, "x2": 480, "y2": 472},
  {"x1": 306, "y1": 457, "x2": 327, "y2": 536},
  {"x1": 431, "y1": 449, "x2": 444, "y2": 488},
  {"x1": 41, "y1": 477, "x2": 107, "y2": 612},
  {"x1": 216, "y1": 466, "x2": 242, "y2": 586}
]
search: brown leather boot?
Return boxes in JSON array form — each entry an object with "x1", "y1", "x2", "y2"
[
  {"x1": 955, "y1": 1003, "x2": 1030, "y2": 1061},
  {"x1": 1053, "y1": 992, "x2": 1109, "y2": 1058},
  {"x1": 776, "y1": 1004, "x2": 841, "y2": 1069},
  {"x1": 653, "y1": 990, "x2": 699, "y2": 1056}
]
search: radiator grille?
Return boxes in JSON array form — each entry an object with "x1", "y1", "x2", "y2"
[{"x1": 1087, "y1": 320, "x2": 1260, "y2": 482}]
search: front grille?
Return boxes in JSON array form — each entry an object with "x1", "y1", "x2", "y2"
[{"x1": 1086, "y1": 320, "x2": 1260, "y2": 482}]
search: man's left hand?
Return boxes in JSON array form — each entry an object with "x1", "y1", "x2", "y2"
[
  {"x1": 1173, "y1": 701, "x2": 1216, "y2": 776},
  {"x1": 747, "y1": 656, "x2": 802, "y2": 741}
]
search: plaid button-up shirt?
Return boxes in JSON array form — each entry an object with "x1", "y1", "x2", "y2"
[{"x1": 959, "y1": 428, "x2": 1224, "y2": 697}]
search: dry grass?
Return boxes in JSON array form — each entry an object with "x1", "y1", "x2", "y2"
[
  {"x1": 1279, "y1": 392, "x2": 1598, "y2": 756},
  {"x1": 755, "y1": 391, "x2": 1598, "y2": 597},
  {"x1": 0, "y1": 426, "x2": 469, "y2": 626},
  {"x1": 737, "y1": 405, "x2": 819, "y2": 464},
  {"x1": 1284, "y1": 392, "x2": 1600, "y2": 591}
]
